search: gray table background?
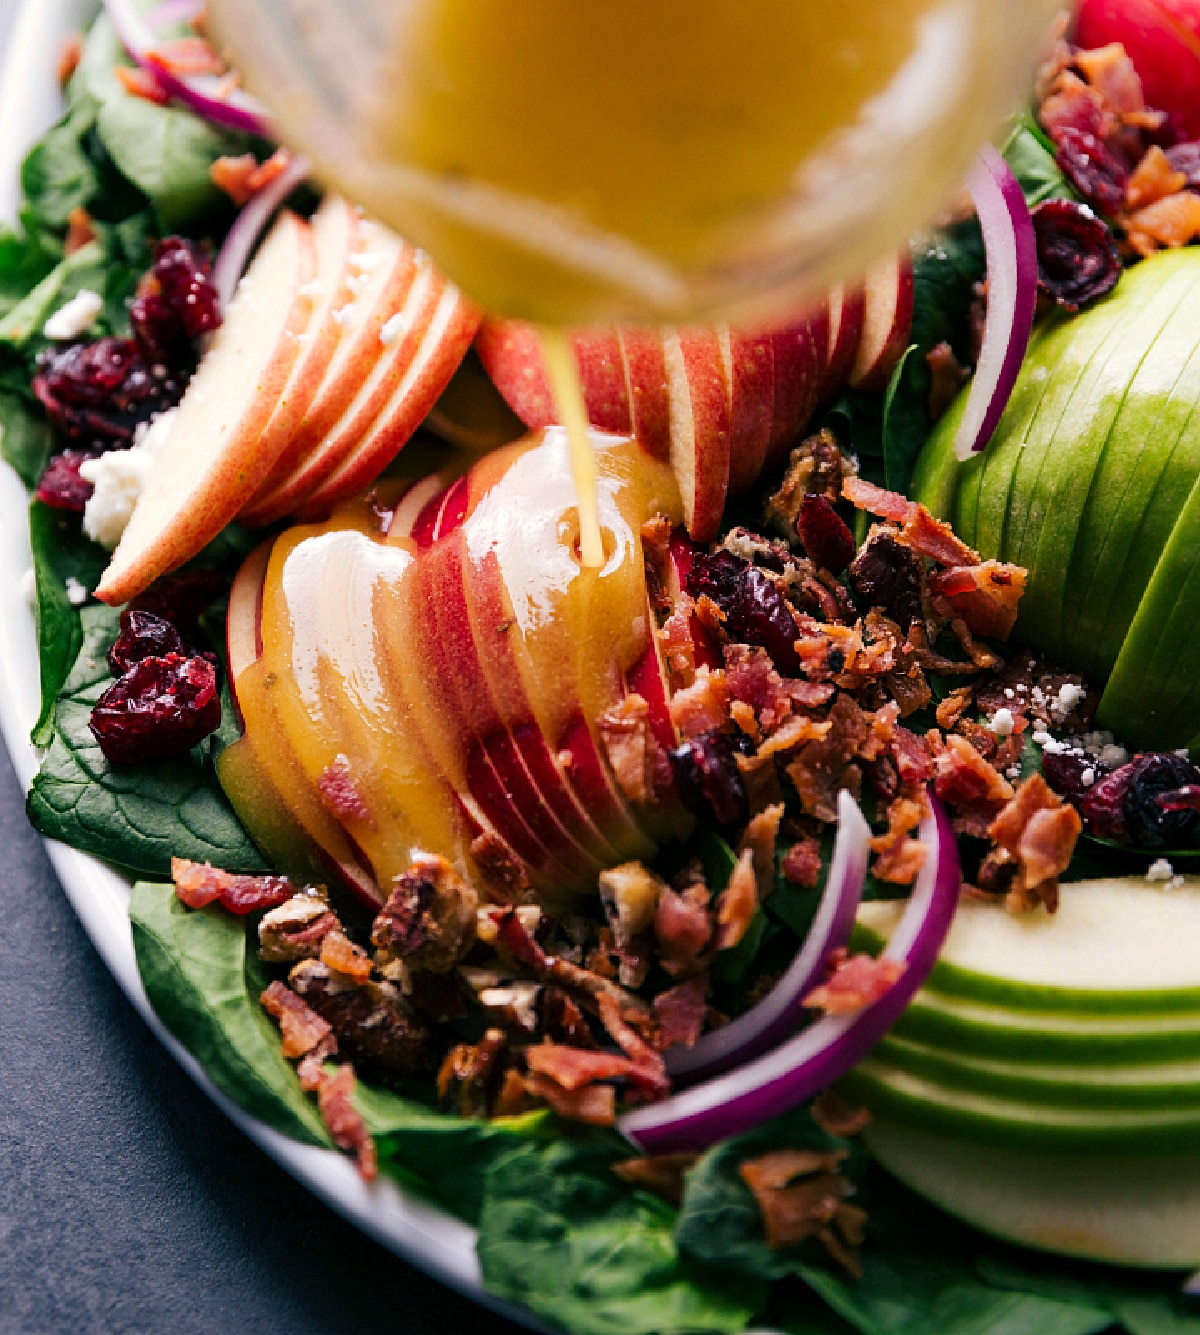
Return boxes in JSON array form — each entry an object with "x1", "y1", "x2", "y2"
[{"x1": 0, "y1": 3, "x2": 522, "y2": 1329}]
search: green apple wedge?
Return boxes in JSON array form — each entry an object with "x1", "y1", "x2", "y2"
[
  {"x1": 864, "y1": 1117, "x2": 1200, "y2": 1267},
  {"x1": 856, "y1": 878, "x2": 1200, "y2": 1014}
]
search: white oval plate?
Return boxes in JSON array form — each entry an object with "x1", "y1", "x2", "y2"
[{"x1": 0, "y1": 2, "x2": 538, "y2": 1325}]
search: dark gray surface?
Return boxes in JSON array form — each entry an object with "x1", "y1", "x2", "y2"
[{"x1": 0, "y1": 739, "x2": 525, "y2": 1335}]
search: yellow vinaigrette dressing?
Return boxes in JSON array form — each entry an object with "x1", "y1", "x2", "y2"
[{"x1": 540, "y1": 327, "x2": 606, "y2": 569}]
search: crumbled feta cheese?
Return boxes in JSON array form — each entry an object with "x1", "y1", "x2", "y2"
[
  {"x1": 1098, "y1": 743, "x2": 1128, "y2": 769},
  {"x1": 43, "y1": 289, "x2": 103, "y2": 341},
  {"x1": 1050, "y1": 681, "x2": 1085, "y2": 725},
  {"x1": 79, "y1": 408, "x2": 177, "y2": 549},
  {"x1": 20, "y1": 567, "x2": 35, "y2": 607},
  {"x1": 64, "y1": 576, "x2": 87, "y2": 606},
  {"x1": 1005, "y1": 765, "x2": 1021, "y2": 780},
  {"x1": 1147, "y1": 858, "x2": 1175, "y2": 882},
  {"x1": 1081, "y1": 767, "x2": 1096, "y2": 788},
  {"x1": 379, "y1": 311, "x2": 410, "y2": 345},
  {"x1": 331, "y1": 304, "x2": 358, "y2": 327},
  {"x1": 1003, "y1": 687, "x2": 1015, "y2": 699},
  {"x1": 1177, "y1": 748, "x2": 1193, "y2": 759},
  {"x1": 988, "y1": 707, "x2": 1015, "y2": 737}
]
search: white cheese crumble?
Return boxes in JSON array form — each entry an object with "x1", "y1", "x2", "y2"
[
  {"x1": 43, "y1": 289, "x2": 103, "y2": 341},
  {"x1": 79, "y1": 408, "x2": 178, "y2": 549},
  {"x1": 379, "y1": 311, "x2": 409, "y2": 345},
  {"x1": 64, "y1": 576, "x2": 87, "y2": 606},
  {"x1": 987, "y1": 707, "x2": 1015, "y2": 737},
  {"x1": 1081, "y1": 766, "x2": 1096, "y2": 788},
  {"x1": 1098, "y1": 743, "x2": 1128, "y2": 769},
  {"x1": 1147, "y1": 858, "x2": 1175, "y2": 882},
  {"x1": 1050, "y1": 681, "x2": 1085, "y2": 725}
]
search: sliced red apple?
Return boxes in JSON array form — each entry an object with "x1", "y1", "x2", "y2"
[
  {"x1": 664, "y1": 327, "x2": 731, "y2": 542},
  {"x1": 617, "y1": 326, "x2": 672, "y2": 462},
  {"x1": 825, "y1": 281, "x2": 866, "y2": 390},
  {"x1": 723, "y1": 325, "x2": 775, "y2": 495},
  {"x1": 96, "y1": 211, "x2": 316, "y2": 606},
  {"x1": 848, "y1": 251, "x2": 916, "y2": 393}
]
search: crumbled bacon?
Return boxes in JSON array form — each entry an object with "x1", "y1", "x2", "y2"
[
  {"x1": 209, "y1": 148, "x2": 294, "y2": 207},
  {"x1": 1124, "y1": 191, "x2": 1200, "y2": 254},
  {"x1": 933, "y1": 734, "x2": 1014, "y2": 807},
  {"x1": 870, "y1": 796, "x2": 928, "y2": 885},
  {"x1": 739, "y1": 1147, "x2": 863, "y2": 1273},
  {"x1": 987, "y1": 773, "x2": 1081, "y2": 914},
  {"x1": 317, "y1": 755, "x2": 374, "y2": 825},
  {"x1": 598, "y1": 694, "x2": 661, "y2": 804},
  {"x1": 260, "y1": 980, "x2": 333, "y2": 1059},
  {"x1": 65, "y1": 207, "x2": 95, "y2": 256},
  {"x1": 1075, "y1": 42, "x2": 1146, "y2": 117},
  {"x1": 669, "y1": 666, "x2": 730, "y2": 739},
  {"x1": 781, "y1": 836, "x2": 822, "y2": 888},
  {"x1": 57, "y1": 33, "x2": 83, "y2": 86},
  {"x1": 715, "y1": 850, "x2": 759, "y2": 951},
  {"x1": 320, "y1": 930, "x2": 373, "y2": 984},
  {"x1": 115, "y1": 65, "x2": 170, "y2": 105},
  {"x1": 524, "y1": 1042, "x2": 640, "y2": 1090},
  {"x1": 316, "y1": 1063, "x2": 377, "y2": 1181},
  {"x1": 612, "y1": 1153, "x2": 698, "y2": 1206},
  {"x1": 1125, "y1": 145, "x2": 1188, "y2": 211},
  {"x1": 596, "y1": 994, "x2": 669, "y2": 1099},
  {"x1": 740, "y1": 802, "x2": 785, "y2": 895},
  {"x1": 654, "y1": 884, "x2": 713, "y2": 976},
  {"x1": 803, "y1": 951, "x2": 905, "y2": 1014},
  {"x1": 524, "y1": 1073, "x2": 616, "y2": 1126},
  {"x1": 928, "y1": 561, "x2": 1027, "y2": 640},
  {"x1": 653, "y1": 975, "x2": 709, "y2": 1050},
  {"x1": 171, "y1": 858, "x2": 295, "y2": 915}
]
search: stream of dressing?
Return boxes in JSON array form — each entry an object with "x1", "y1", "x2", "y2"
[{"x1": 539, "y1": 327, "x2": 606, "y2": 569}]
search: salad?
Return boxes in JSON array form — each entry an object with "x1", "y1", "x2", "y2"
[{"x1": 13, "y1": 1, "x2": 1200, "y2": 1332}]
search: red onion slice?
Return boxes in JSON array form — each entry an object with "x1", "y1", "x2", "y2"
[
  {"x1": 953, "y1": 145, "x2": 1038, "y2": 462},
  {"x1": 103, "y1": 0, "x2": 274, "y2": 138},
  {"x1": 666, "y1": 789, "x2": 869, "y2": 1084},
  {"x1": 212, "y1": 153, "x2": 311, "y2": 310},
  {"x1": 620, "y1": 792, "x2": 960, "y2": 1154}
]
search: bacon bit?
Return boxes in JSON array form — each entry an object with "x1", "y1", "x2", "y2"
[
  {"x1": 926, "y1": 341, "x2": 970, "y2": 419},
  {"x1": 525, "y1": 1042, "x2": 639, "y2": 1090},
  {"x1": 541, "y1": 987, "x2": 596, "y2": 1047},
  {"x1": 936, "y1": 685, "x2": 976, "y2": 731},
  {"x1": 296, "y1": 1031, "x2": 338, "y2": 1092},
  {"x1": 596, "y1": 994, "x2": 669, "y2": 1099},
  {"x1": 525, "y1": 1072, "x2": 616, "y2": 1126},
  {"x1": 317, "y1": 755, "x2": 375, "y2": 826},
  {"x1": 654, "y1": 885, "x2": 713, "y2": 976},
  {"x1": 934, "y1": 733, "x2": 1014, "y2": 807},
  {"x1": 1075, "y1": 43, "x2": 1146, "y2": 117},
  {"x1": 813, "y1": 1088, "x2": 872, "y2": 1139},
  {"x1": 988, "y1": 773, "x2": 1081, "y2": 914},
  {"x1": 57, "y1": 33, "x2": 84, "y2": 87},
  {"x1": 870, "y1": 796, "x2": 928, "y2": 885},
  {"x1": 804, "y1": 950, "x2": 905, "y2": 1014},
  {"x1": 725, "y1": 644, "x2": 801, "y2": 731},
  {"x1": 756, "y1": 714, "x2": 832, "y2": 761},
  {"x1": 492, "y1": 1067, "x2": 537, "y2": 1117},
  {"x1": 1040, "y1": 70, "x2": 1107, "y2": 142},
  {"x1": 1125, "y1": 191, "x2": 1200, "y2": 254},
  {"x1": 730, "y1": 699, "x2": 761, "y2": 741},
  {"x1": 171, "y1": 858, "x2": 296, "y2": 915},
  {"x1": 653, "y1": 975, "x2": 709, "y2": 1050},
  {"x1": 612, "y1": 1153, "x2": 698, "y2": 1206},
  {"x1": 146, "y1": 35, "x2": 226, "y2": 77},
  {"x1": 899, "y1": 505, "x2": 981, "y2": 569},
  {"x1": 599, "y1": 694, "x2": 659, "y2": 804},
  {"x1": 260, "y1": 979, "x2": 333, "y2": 1059},
  {"x1": 892, "y1": 725, "x2": 935, "y2": 786},
  {"x1": 1125, "y1": 146, "x2": 1189, "y2": 212},
  {"x1": 842, "y1": 476, "x2": 915, "y2": 526},
  {"x1": 740, "y1": 802, "x2": 785, "y2": 895},
  {"x1": 781, "y1": 836, "x2": 822, "y2": 888},
  {"x1": 64, "y1": 207, "x2": 96, "y2": 256},
  {"x1": 739, "y1": 1147, "x2": 860, "y2": 1270},
  {"x1": 210, "y1": 147, "x2": 294, "y2": 207},
  {"x1": 929, "y1": 561, "x2": 1027, "y2": 640},
  {"x1": 438, "y1": 1028, "x2": 509, "y2": 1117},
  {"x1": 786, "y1": 694, "x2": 873, "y2": 823},
  {"x1": 716, "y1": 849, "x2": 759, "y2": 951},
  {"x1": 669, "y1": 666, "x2": 730, "y2": 739},
  {"x1": 469, "y1": 831, "x2": 532, "y2": 904},
  {"x1": 115, "y1": 65, "x2": 171, "y2": 105},
  {"x1": 316, "y1": 1063, "x2": 377, "y2": 1180},
  {"x1": 659, "y1": 595, "x2": 700, "y2": 683},
  {"x1": 319, "y1": 930, "x2": 373, "y2": 984}
]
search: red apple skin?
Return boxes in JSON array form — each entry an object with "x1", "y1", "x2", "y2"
[
  {"x1": 849, "y1": 252, "x2": 915, "y2": 394},
  {"x1": 724, "y1": 327, "x2": 776, "y2": 495},
  {"x1": 825, "y1": 283, "x2": 866, "y2": 391},
  {"x1": 1077, "y1": 0, "x2": 1200, "y2": 139},
  {"x1": 617, "y1": 327, "x2": 672, "y2": 462},
  {"x1": 668, "y1": 327, "x2": 732, "y2": 542}
]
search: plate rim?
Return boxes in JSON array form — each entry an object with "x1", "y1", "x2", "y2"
[{"x1": 0, "y1": 3, "x2": 540, "y2": 1325}]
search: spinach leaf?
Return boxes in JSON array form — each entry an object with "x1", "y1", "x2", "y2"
[
  {"x1": 1003, "y1": 114, "x2": 1074, "y2": 209},
  {"x1": 28, "y1": 501, "x2": 108, "y2": 746},
  {"x1": 0, "y1": 227, "x2": 60, "y2": 320},
  {"x1": 21, "y1": 102, "x2": 102, "y2": 231},
  {"x1": 129, "y1": 881, "x2": 332, "y2": 1146},
  {"x1": 881, "y1": 345, "x2": 931, "y2": 497},
  {"x1": 0, "y1": 389, "x2": 54, "y2": 487},
  {"x1": 477, "y1": 1135, "x2": 766, "y2": 1335},
  {"x1": 27, "y1": 603, "x2": 267, "y2": 875},
  {"x1": 0, "y1": 240, "x2": 110, "y2": 348},
  {"x1": 353, "y1": 1081, "x2": 553, "y2": 1223},
  {"x1": 676, "y1": 1105, "x2": 860, "y2": 1283}
]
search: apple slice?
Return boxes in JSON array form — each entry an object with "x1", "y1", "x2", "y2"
[
  {"x1": 617, "y1": 327, "x2": 672, "y2": 462},
  {"x1": 664, "y1": 327, "x2": 731, "y2": 542},
  {"x1": 723, "y1": 325, "x2": 775, "y2": 495},
  {"x1": 849, "y1": 251, "x2": 916, "y2": 393},
  {"x1": 95, "y1": 211, "x2": 315, "y2": 605},
  {"x1": 826, "y1": 281, "x2": 866, "y2": 390},
  {"x1": 763, "y1": 308, "x2": 829, "y2": 473},
  {"x1": 290, "y1": 281, "x2": 480, "y2": 518},
  {"x1": 239, "y1": 222, "x2": 408, "y2": 518}
]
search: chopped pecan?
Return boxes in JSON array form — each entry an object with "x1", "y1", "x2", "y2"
[{"x1": 372, "y1": 854, "x2": 478, "y2": 973}]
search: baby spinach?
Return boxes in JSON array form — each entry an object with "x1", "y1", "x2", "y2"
[
  {"x1": 28, "y1": 501, "x2": 108, "y2": 746},
  {"x1": 1003, "y1": 114, "x2": 1075, "y2": 210},
  {"x1": 0, "y1": 239, "x2": 109, "y2": 348},
  {"x1": 129, "y1": 881, "x2": 332, "y2": 1146},
  {"x1": 27, "y1": 603, "x2": 267, "y2": 875},
  {"x1": 477, "y1": 1135, "x2": 766, "y2": 1335},
  {"x1": 0, "y1": 390, "x2": 54, "y2": 487},
  {"x1": 21, "y1": 102, "x2": 103, "y2": 232}
]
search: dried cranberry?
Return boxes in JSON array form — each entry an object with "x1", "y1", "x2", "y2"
[
  {"x1": 848, "y1": 532, "x2": 925, "y2": 628},
  {"x1": 684, "y1": 548, "x2": 801, "y2": 674},
  {"x1": 130, "y1": 236, "x2": 220, "y2": 363},
  {"x1": 1031, "y1": 200, "x2": 1120, "y2": 313},
  {"x1": 1166, "y1": 141, "x2": 1200, "y2": 188},
  {"x1": 669, "y1": 731, "x2": 749, "y2": 829},
  {"x1": 34, "y1": 450, "x2": 94, "y2": 511},
  {"x1": 1080, "y1": 763, "x2": 1134, "y2": 841},
  {"x1": 107, "y1": 609, "x2": 189, "y2": 676},
  {"x1": 1054, "y1": 127, "x2": 1128, "y2": 215},
  {"x1": 1124, "y1": 753, "x2": 1200, "y2": 849},
  {"x1": 1159, "y1": 784, "x2": 1200, "y2": 813},
  {"x1": 89, "y1": 653, "x2": 221, "y2": 765},
  {"x1": 797, "y1": 494, "x2": 855, "y2": 573},
  {"x1": 129, "y1": 569, "x2": 227, "y2": 637},
  {"x1": 33, "y1": 338, "x2": 184, "y2": 448},
  {"x1": 1039, "y1": 750, "x2": 1102, "y2": 804}
]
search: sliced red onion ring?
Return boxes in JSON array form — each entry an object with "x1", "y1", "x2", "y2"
[
  {"x1": 666, "y1": 789, "x2": 869, "y2": 1085},
  {"x1": 953, "y1": 145, "x2": 1038, "y2": 462},
  {"x1": 212, "y1": 153, "x2": 311, "y2": 310},
  {"x1": 103, "y1": 0, "x2": 273, "y2": 138},
  {"x1": 146, "y1": 0, "x2": 203, "y2": 31},
  {"x1": 619, "y1": 791, "x2": 960, "y2": 1155}
]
